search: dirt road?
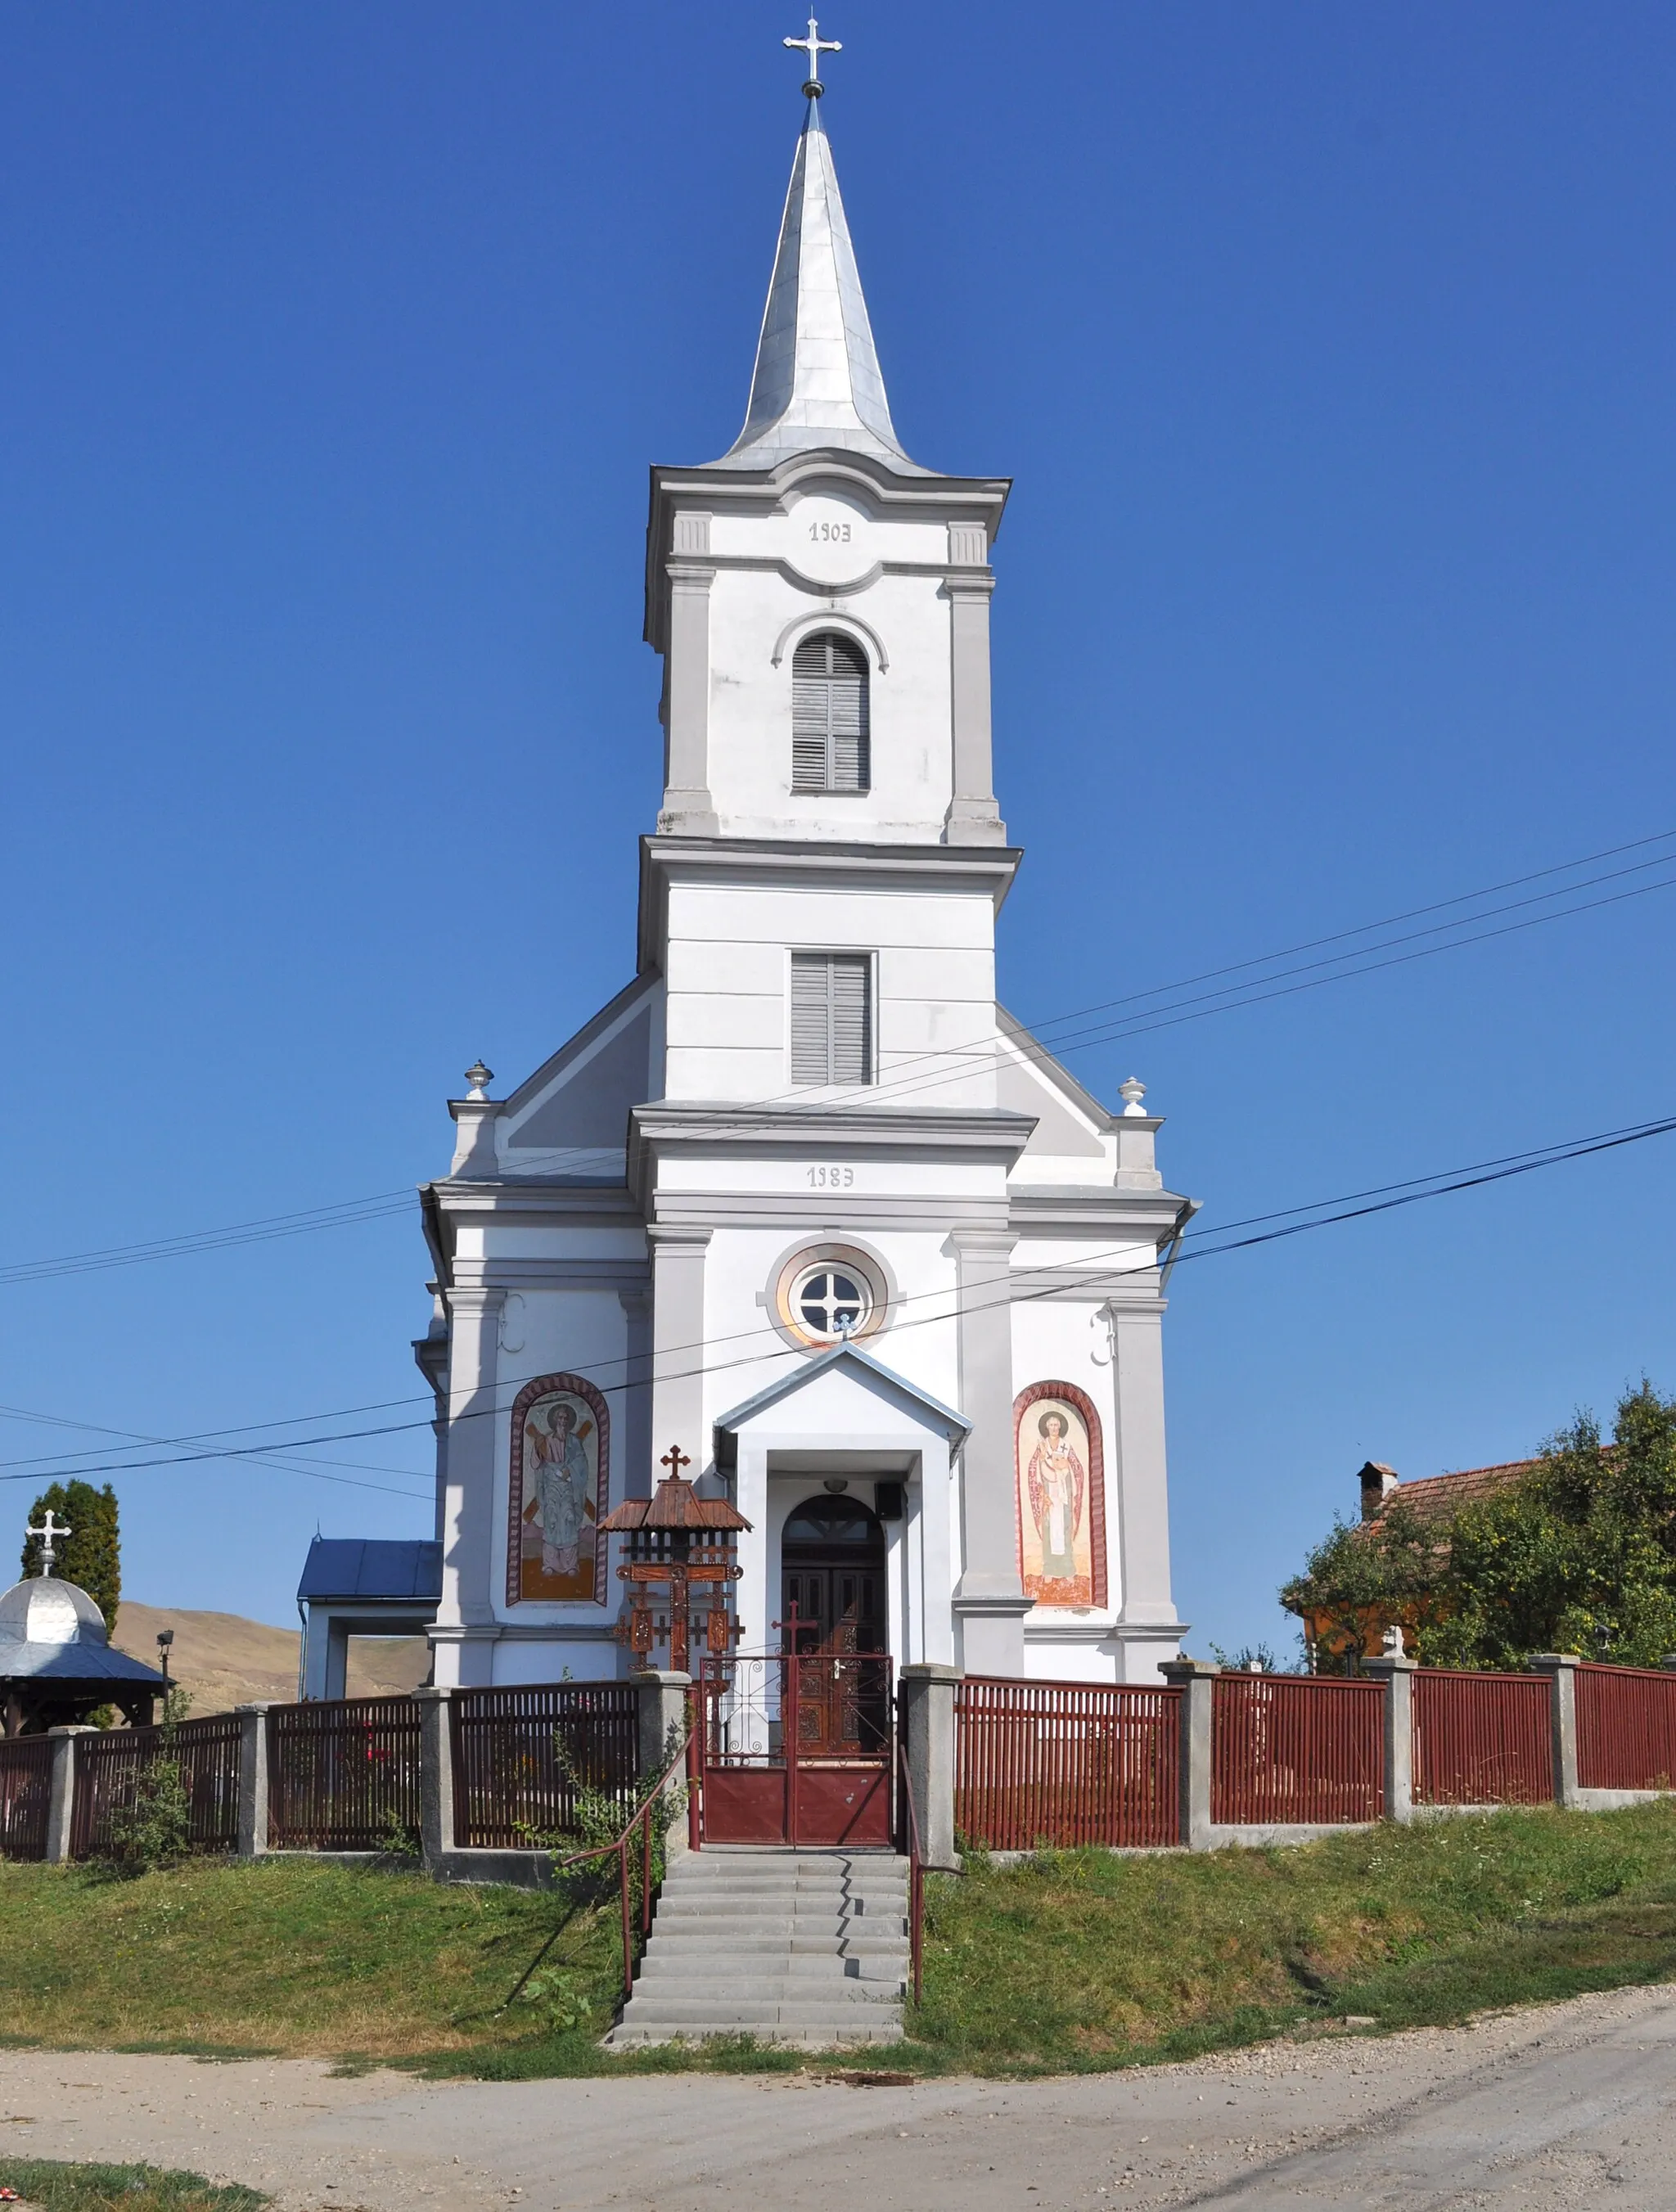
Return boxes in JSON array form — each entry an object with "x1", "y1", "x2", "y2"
[{"x1": 7, "y1": 1981, "x2": 1675, "y2": 2210}]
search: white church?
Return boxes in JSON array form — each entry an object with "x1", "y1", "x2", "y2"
[{"x1": 300, "y1": 60, "x2": 1193, "y2": 1702}]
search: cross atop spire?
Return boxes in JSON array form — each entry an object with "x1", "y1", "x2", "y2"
[
  {"x1": 705, "y1": 69, "x2": 923, "y2": 474},
  {"x1": 784, "y1": 14, "x2": 841, "y2": 98}
]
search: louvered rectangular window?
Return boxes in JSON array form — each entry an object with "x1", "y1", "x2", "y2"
[
  {"x1": 790, "y1": 953, "x2": 873, "y2": 1086},
  {"x1": 791, "y1": 632, "x2": 870, "y2": 792}
]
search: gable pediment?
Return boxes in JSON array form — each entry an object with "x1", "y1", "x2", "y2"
[
  {"x1": 499, "y1": 976, "x2": 656, "y2": 1175},
  {"x1": 713, "y1": 1343, "x2": 969, "y2": 1467}
]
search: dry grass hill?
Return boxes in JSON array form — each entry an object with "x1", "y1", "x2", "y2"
[{"x1": 111, "y1": 1602, "x2": 428, "y2": 1714}]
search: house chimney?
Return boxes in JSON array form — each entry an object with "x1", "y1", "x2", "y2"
[{"x1": 1358, "y1": 1461, "x2": 1400, "y2": 1521}]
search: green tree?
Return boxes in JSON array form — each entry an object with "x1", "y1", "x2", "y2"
[
  {"x1": 21, "y1": 1480, "x2": 121, "y2": 1629},
  {"x1": 1282, "y1": 1382, "x2": 1676, "y2": 1671}
]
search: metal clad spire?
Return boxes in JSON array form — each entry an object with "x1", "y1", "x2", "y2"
[{"x1": 708, "y1": 28, "x2": 920, "y2": 472}]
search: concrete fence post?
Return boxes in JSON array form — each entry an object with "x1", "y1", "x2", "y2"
[
  {"x1": 1362, "y1": 1655, "x2": 1416, "y2": 1822},
  {"x1": 1528, "y1": 1655, "x2": 1579, "y2": 1808},
  {"x1": 1160, "y1": 1658, "x2": 1219, "y2": 1850},
  {"x1": 899, "y1": 1662, "x2": 959, "y2": 1872},
  {"x1": 45, "y1": 1726, "x2": 93, "y2": 1863},
  {"x1": 633, "y1": 1671, "x2": 692, "y2": 1861},
  {"x1": 413, "y1": 1686, "x2": 454, "y2": 1872},
  {"x1": 234, "y1": 1703, "x2": 272, "y2": 1858}
]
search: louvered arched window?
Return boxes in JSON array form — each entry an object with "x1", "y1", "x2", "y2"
[{"x1": 791, "y1": 631, "x2": 870, "y2": 793}]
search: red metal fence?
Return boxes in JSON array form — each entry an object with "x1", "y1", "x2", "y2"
[
  {"x1": 1575, "y1": 1663, "x2": 1676, "y2": 1792},
  {"x1": 268, "y1": 1696, "x2": 420, "y2": 1850},
  {"x1": 0, "y1": 1737, "x2": 54, "y2": 1861},
  {"x1": 954, "y1": 1676, "x2": 1181, "y2": 1849},
  {"x1": 451, "y1": 1682, "x2": 640, "y2": 1847},
  {"x1": 1412, "y1": 1669, "x2": 1553, "y2": 1805},
  {"x1": 69, "y1": 1714, "x2": 242, "y2": 1860},
  {"x1": 1211, "y1": 1673, "x2": 1384, "y2": 1825}
]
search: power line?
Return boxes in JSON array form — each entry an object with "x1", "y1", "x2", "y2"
[
  {"x1": 11, "y1": 1104, "x2": 1673, "y2": 1487},
  {"x1": 5, "y1": 827, "x2": 1674, "y2": 1288},
  {"x1": 0, "y1": 1402, "x2": 433, "y2": 1501}
]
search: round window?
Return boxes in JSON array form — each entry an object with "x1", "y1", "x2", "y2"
[
  {"x1": 791, "y1": 1264, "x2": 871, "y2": 1343},
  {"x1": 769, "y1": 1241, "x2": 891, "y2": 1351}
]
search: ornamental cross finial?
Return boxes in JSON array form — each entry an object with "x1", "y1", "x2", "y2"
[
  {"x1": 660, "y1": 1444, "x2": 693, "y2": 1480},
  {"x1": 784, "y1": 13, "x2": 841, "y2": 96},
  {"x1": 25, "y1": 1509, "x2": 71, "y2": 1576}
]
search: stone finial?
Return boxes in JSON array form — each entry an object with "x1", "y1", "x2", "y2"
[
  {"x1": 1120, "y1": 1076, "x2": 1148, "y2": 1118},
  {"x1": 464, "y1": 1061, "x2": 494, "y2": 1101},
  {"x1": 1381, "y1": 1621, "x2": 1407, "y2": 1657}
]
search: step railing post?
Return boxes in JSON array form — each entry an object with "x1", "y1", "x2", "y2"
[
  {"x1": 899, "y1": 1662, "x2": 959, "y2": 1872},
  {"x1": 633, "y1": 1671, "x2": 692, "y2": 1860},
  {"x1": 413, "y1": 1686, "x2": 454, "y2": 1872},
  {"x1": 45, "y1": 1726, "x2": 94, "y2": 1863},
  {"x1": 1528, "y1": 1654, "x2": 1579, "y2": 1808},
  {"x1": 1362, "y1": 1653, "x2": 1416, "y2": 1822},
  {"x1": 234, "y1": 1702, "x2": 272, "y2": 1858},
  {"x1": 1160, "y1": 1658, "x2": 1218, "y2": 1849}
]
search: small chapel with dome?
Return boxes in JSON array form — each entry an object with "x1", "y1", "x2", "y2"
[
  {"x1": 0, "y1": 1515, "x2": 164, "y2": 1736},
  {"x1": 300, "y1": 43, "x2": 1195, "y2": 1702}
]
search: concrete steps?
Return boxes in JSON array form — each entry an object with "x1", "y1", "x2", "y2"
[{"x1": 607, "y1": 1845, "x2": 911, "y2": 2048}]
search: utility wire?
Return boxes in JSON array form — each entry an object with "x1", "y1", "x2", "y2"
[
  {"x1": 9, "y1": 1106, "x2": 1673, "y2": 1487},
  {"x1": 5, "y1": 827, "x2": 1674, "y2": 1289}
]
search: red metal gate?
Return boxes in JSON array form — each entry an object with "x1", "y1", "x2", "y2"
[{"x1": 697, "y1": 1651, "x2": 893, "y2": 1846}]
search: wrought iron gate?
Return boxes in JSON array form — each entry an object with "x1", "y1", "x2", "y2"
[{"x1": 697, "y1": 1650, "x2": 893, "y2": 1846}]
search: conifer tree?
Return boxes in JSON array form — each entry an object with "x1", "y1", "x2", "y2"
[{"x1": 21, "y1": 1480, "x2": 121, "y2": 1629}]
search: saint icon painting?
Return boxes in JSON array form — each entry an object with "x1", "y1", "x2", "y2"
[
  {"x1": 1014, "y1": 1384, "x2": 1106, "y2": 1608},
  {"x1": 507, "y1": 1374, "x2": 610, "y2": 1604}
]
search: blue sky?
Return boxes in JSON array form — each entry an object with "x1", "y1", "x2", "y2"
[{"x1": 2, "y1": 2, "x2": 1674, "y2": 1651}]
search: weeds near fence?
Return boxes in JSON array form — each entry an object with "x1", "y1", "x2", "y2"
[{"x1": 103, "y1": 1692, "x2": 195, "y2": 1875}]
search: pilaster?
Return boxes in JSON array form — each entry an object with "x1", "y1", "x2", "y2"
[
  {"x1": 1106, "y1": 1284, "x2": 1181, "y2": 1636},
  {"x1": 617, "y1": 1285, "x2": 656, "y2": 1501},
  {"x1": 436, "y1": 1284, "x2": 506, "y2": 1686},
  {"x1": 943, "y1": 567, "x2": 1006, "y2": 845},
  {"x1": 948, "y1": 1228, "x2": 1029, "y2": 1675},
  {"x1": 647, "y1": 1226, "x2": 712, "y2": 1472},
  {"x1": 660, "y1": 550, "x2": 719, "y2": 835}
]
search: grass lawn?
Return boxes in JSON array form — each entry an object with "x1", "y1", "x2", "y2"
[
  {"x1": 0, "y1": 2162, "x2": 264, "y2": 2212},
  {"x1": 2, "y1": 1803, "x2": 1676, "y2": 2077}
]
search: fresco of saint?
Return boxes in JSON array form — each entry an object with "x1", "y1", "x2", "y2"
[
  {"x1": 1016, "y1": 1395, "x2": 1097, "y2": 1606},
  {"x1": 515, "y1": 1388, "x2": 602, "y2": 1602}
]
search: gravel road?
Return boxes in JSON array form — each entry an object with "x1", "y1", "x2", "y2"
[{"x1": 5, "y1": 1981, "x2": 1675, "y2": 2210}]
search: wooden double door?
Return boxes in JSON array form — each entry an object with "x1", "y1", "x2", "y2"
[{"x1": 781, "y1": 1491, "x2": 889, "y2": 1761}]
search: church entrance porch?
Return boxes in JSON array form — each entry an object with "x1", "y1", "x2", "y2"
[{"x1": 696, "y1": 1648, "x2": 894, "y2": 1847}]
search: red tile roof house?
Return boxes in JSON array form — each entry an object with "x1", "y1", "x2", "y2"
[{"x1": 1291, "y1": 1457, "x2": 1545, "y2": 1662}]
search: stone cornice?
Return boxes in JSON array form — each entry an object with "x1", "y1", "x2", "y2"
[
  {"x1": 638, "y1": 834, "x2": 1021, "y2": 971},
  {"x1": 645, "y1": 453, "x2": 1011, "y2": 651},
  {"x1": 629, "y1": 1101, "x2": 1034, "y2": 1215}
]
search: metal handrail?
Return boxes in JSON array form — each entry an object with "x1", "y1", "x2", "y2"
[
  {"x1": 550, "y1": 1717, "x2": 696, "y2": 1999},
  {"x1": 895, "y1": 1728, "x2": 926, "y2": 2006}
]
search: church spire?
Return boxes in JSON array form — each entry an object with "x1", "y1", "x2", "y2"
[{"x1": 710, "y1": 66, "x2": 921, "y2": 473}]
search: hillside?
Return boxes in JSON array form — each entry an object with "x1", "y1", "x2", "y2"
[{"x1": 111, "y1": 1602, "x2": 428, "y2": 1714}]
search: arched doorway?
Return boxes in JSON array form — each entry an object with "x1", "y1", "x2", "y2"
[{"x1": 780, "y1": 1491, "x2": 886, "y2": 1656}]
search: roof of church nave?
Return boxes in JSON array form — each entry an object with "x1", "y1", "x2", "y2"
[{"x1": 704, "y1": 92, "x2": 926, "y2": 477}]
